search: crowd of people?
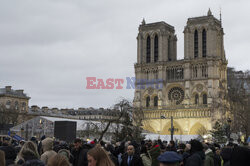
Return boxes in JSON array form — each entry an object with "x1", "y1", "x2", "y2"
[{"x1": 0, "y1": 136, "x2": 249, "y2": 166}]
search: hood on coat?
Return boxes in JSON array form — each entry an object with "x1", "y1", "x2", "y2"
[{"x1": 42, "y1": 138, "x2": 54, "y2": 152}]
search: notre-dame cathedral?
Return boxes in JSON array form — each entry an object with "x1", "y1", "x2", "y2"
[{"x1": 133, "y1": 9, "x2": 228, "y2": 135}]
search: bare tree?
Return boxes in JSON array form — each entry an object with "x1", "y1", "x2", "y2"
[
  {"x1": 0, "y1": 103, "x2": 19, "y2": 126},
  {"x1": 79, "y1": 99, "x2": 133, "y2": 142},
  {"x1": 227, "y1": 68, "x2": 250, "y2": 141}
]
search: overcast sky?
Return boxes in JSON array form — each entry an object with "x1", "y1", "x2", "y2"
[{"x1": 0, "y1": 0, "x2": 249, "y2": 109}]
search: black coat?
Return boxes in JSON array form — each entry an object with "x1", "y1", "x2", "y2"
[
  {"x1": 230, "y1": 146, "x2": 250, "y2": 166},
  {"x1": 185, "y1": 151, "x2": 205, "y2": 166},
  {"x1": 72, "y1": 145, "x2": 90, "y2": 166},
  {"x1": 120, "y1": 153, "x2": 143, "y2": 166},
  {"x1": 0, "y1": 145, "x2": 16, "y2": 166}
]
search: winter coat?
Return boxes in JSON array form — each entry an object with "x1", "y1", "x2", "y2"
[
  {"x1": 72, "y1": 145, "x2": 89, "y2": 166},
  {"x1": 185, "y1": 151, "x2": 205, "y2": 166},
  {"x1": 140, "y1": 152, "x2": 152, "y2": 166},
  {"x1": 149, "y1": 145, "x2": 161, "y2": 166},
  {"x1": 23, "y1": 159, "x2": 45, "y2": 166},
  {"x1": 120, "y1": 153, "x2": 143, "y2": 166},
  {"x1": 204, "y1": 149, "x2": 214, "y2": 166},
  {"x1": 58, "y1": 149, "x2": 73, "y2": 163},
  {"x1": 0, "y1": 145, "x2": 16, "y2": 166},
  {"x1": 15, "y1": 148, "x2": 40, "y2": 165},
  {"x1": 40, "y1": 138, "x2": 57, "y2": 165},
  {"x1": 230, "y1": 146, "x2": 250, "y2": 166}
]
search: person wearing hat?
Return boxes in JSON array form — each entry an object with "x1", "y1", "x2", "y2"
[
  {"x1": 157, "y1": 151, "x2": 182, "y2": 166},
  {"x1": 2, "y1": 137, "x2": 11, "y2": 146}
]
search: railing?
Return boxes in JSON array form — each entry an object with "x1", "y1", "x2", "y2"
[{"x1": 143, "y1": 108, "x2": 211, "y2": 119}]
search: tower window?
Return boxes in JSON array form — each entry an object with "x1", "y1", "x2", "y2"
[
  {"x1": 195, "y1": 94, "x2": 199, "y2": 105},
  {"x1": 154, "y1": 35, "x2": 158, "y2": 62},
  {"x1": 203, "y1": 94, "x2": 207, "y2": 105},
  {"x1": 146, "y1": 96, "x2": 150, "y2": 107},
  {"x1": 202, "y1": 29, "x2": 207, "y2": 57},
  {"x1": 146, "y1": 36, "x2": 151, "y2": 63},
  {"x1": 154, "y1": 96, "x2": 158, "y2": 107},
  {"x1": 194, "y1": 30, "x2": 198, "y2": 58}
]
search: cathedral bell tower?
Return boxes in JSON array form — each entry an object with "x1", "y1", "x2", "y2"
[
  {"x1": 184, "y1": 9, "x2": 226, "y2": 61},
  {"x1": 137, "y1": 20, "x2": 177, "y2": 64}
]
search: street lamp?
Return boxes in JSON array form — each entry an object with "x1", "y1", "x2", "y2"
[{"x1": 168, "y1": 116, "x2": 179, "y2": 141}]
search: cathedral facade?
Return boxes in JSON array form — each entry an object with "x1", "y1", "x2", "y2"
[{"x1": 133, "y1": 10, "x2": 228, "y2": 135}]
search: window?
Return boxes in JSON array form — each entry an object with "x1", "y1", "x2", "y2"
[
  {"x1": 202, "y1": 65, "x2": 208, "y2": 77},
  {"x1": 154, "y1": 35, "x2": 158, "y2": 62},
  {"x1": 146, "y1": 36, "x2": 151, "y2": 63},
  {"x1": 6, "y1": 101, "x2": 11, "y2": 109},
  {"x1": 194, "y1": 30, "x2": 198, "y2": 58},
  {"x1": 203, "y1": 94, "x2": 207, "y2": 105},
  {"x1": 22, "y1": 102, "x2": 26, "y2": 111},
  {"x1": 195, "y1": 94, "x2": 199, "y2": 105},
  {"x1": 146, "y1": 96, "x2": 150, "y2": 107},
  {"x1": 202, "y1": 29, "x2": 207, "y2": 57},
  {"x1": 15, "y1": 101, "x2": 19, "y2": 110},
  {"x1": 154, "y1": 96, "x2": 158, "y2": 107}
]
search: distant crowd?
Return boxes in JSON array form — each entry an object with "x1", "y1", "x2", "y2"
[{"x1": 0, "y1": 136, "x2": 250, "y2": 166}]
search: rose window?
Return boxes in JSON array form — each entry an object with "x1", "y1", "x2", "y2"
[{"x1": 168, "y1": 87, "x2": 184, "y2": 105}]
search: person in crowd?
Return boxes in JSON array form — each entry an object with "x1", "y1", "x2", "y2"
[
  {"x1": 2, "y1": 137, "x2": 11, "y2": 146},
  {"x1": 114, "y1": 142, "x2": 124, "y2": 166},
  {"x1": 47, "y1": 154, "x2": 71, "y2": 166},
  {"x1": 121, "y1": 144, "x2": 143, "y2": 166},
  {"x1": 166, "y1": 141, "x2": 177, "y2": 152},
  {"x1": 40, "y1": 137, "x2": 57, "y2": 165},
  {"x1": 15, "y1": 141, "x2": 40, "y2": 165},
  {"x1": 87, "y1": 144, "x2": 115, "y2": 166},
  {"x1": 0, "y1": 138, "x2": 17, "y2": 165},
  {"x1": 157, "y1": 151, "x2": 182, "y2": 166},
  {"x1": 58, "y1": 148, "x2": 73, "y2": 164},
  {"x1": 182, "y1": 143, "x2": 191, "y2": 166},
  {"x1": 213, "y1": 144, "x2": 222, "y2": 166},
  {"x1": 203, "y1": 144, "x2": 214, "y2": 166},
  {"x1": 220, "y1": 146, "x2": 232, "y2": 166},
  {"x1": 72, "y1": 138, "x2": 89, "y2": 166},
  {"x1": 149, "y1": 141, "x2": 161, "y2": 166},
  {"x1": 54, "y1": 141, "x2": 74, "y2": 164},
  {"x1": 177, "y1": 143, "x2": 186, "y2": 155},
  {"x1": 38, "y1": 135, "x2": 46, "y2": 155},
  {"x1": 229, "y1": 145, "x2": 250, "y2": 166},
  {"x1": 0, "y1": 150, "x2": 6, "y2": 166},
  {"x1": 23, "y1": 159, "x2": 45, "y2": 166},
  {"x1": 30, "y1": 137, "x2": 38, "y2": 147},
  {"x1": 185, "y1": 139, "x2": 205, "y2": 166},
  {"x1": 140, "y1": 145, "x2": 152, "y2": 166},
  {"x1": 104, "y1": 143, "x2": 119, "y2": 166}
]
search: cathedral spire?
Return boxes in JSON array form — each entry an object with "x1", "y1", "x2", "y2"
[
  {"x1": 207, "y1": 8, "x2": 212, "y2": 16},
  {"x1": 141, "y1": 18, "x2": 146, "y2": 25},
  {"x1": 220, "y1": 7, "x2": 222, "y2": 25}
]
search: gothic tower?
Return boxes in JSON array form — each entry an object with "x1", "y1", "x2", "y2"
[{"x1": 134, "y1": 10, "x2": 228, "y2": 137}]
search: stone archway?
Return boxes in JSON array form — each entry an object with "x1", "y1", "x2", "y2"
[
  {"x1": 161, "y1": 121, "x2": 183, "y2": 135},
  {"x1": 143, "y1": 121, "x2": 157, "y2": 133},
  {"x1": 189, "y1": 122, "x2": 207, "y2": 135}
]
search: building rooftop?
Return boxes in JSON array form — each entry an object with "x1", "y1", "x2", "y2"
[{"x1": 0, "y1": 86, "x2": 30, "y2": 99}]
